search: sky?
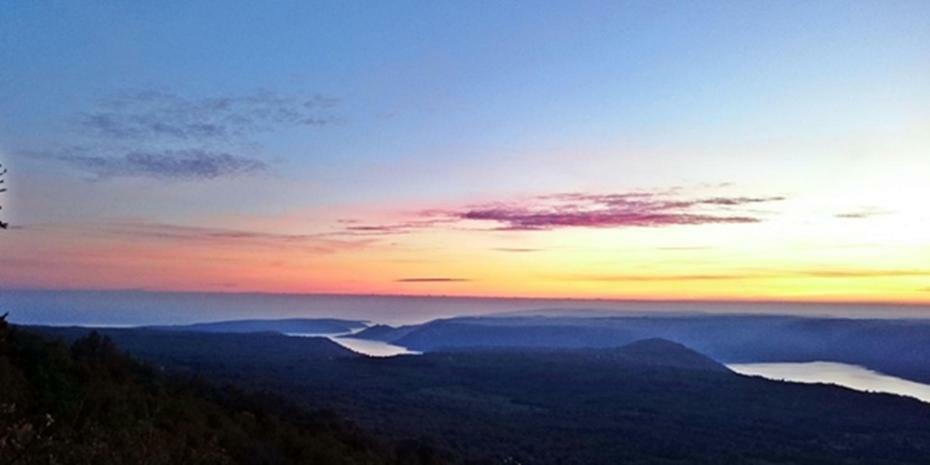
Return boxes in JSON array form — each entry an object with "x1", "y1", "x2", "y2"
[{"x1": 1, "y1": 1, "x2": 929, "y2": 303}]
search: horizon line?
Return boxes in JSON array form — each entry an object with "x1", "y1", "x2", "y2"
[{"x1": 2, "y1": 287, "x2": 929, "y2": 308}]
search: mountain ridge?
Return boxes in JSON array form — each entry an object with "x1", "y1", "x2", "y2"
[
  {"x1": 353, "y1": 314, "x2": 930, "y2": 383},
  {"x1": 146, "y1": 317, "x2": 369, "y2": 335}
]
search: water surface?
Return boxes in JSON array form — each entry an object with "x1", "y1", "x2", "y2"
[
  {"x1": 287, "y1": 330, "x2": 418, "y2": 357},
  {"x1": 729, "y1": 361, "x2": 930, "y2": 403},
  {"x1": 331, "y1": 337, "x2": 419, "y2": 357}
]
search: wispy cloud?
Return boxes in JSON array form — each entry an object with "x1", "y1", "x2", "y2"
[
  {"x1": 395, "y1": 277, "x2": 471, "y2": 283},
  {"x1": 566, "y1": 273, "x2": 770, "y2": 282},
  {"x1": 656, "y1": 246, "x2": 714, "y2": 251},
  {"x1": 333, "y1": 190, "x2": 786, "y2": 237},
  {"x1": 453, "y1": 192, "x2": 785, "y2": 231},
  {"x1": 58, "y1": 149, "x2": 267, "y2": 180},
  {"x1": 95, "y1": 221, "x2": 376, "y2": 253},
  {"x1": 78, "y1": 89, "x2": 337, "y2": 142},
  {"x1": 835, "y1": 208, "x2": 892, "y2": 219},
  {"x1": 36, "y1": 89, "x2": 338, "y2": 181},
  {"x1": 800, "y1": 269, "x2": 930, "y2": 278},
  {"x1": 493, "y1": 247, "x2": 542, "y2": 253},
  {"x1": 563, "y1": 268, "x2": 930, "y2": 282},
  {"x1": 340, "y1": 217, "x2": 457, "y2": 236}
]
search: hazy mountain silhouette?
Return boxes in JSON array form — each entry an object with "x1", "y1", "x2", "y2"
[
  {"x1": 147, "y1": 317, "x2": 368, "y2": 335},
  {"x1": 355, "y1": 314, "x2": 930, "y2": 383}
]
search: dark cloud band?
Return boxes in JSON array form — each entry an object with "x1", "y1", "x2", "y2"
[
  {"x1": 457, "y1": 192, "x2": 784, "y2": 231},
  {"x1": 79, "y1": 90, "x2": 337, "y2": 142},
  {"x1": 58, "y1": 149, "x2": 268, "y2": 180}
]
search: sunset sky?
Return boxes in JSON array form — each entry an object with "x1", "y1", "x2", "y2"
[{"x1": 1, "y1": 1, "x2": 929, "y2": 302}]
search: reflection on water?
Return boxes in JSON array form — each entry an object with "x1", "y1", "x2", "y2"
[
  {"x1": 287, "y1": 330, "x2": 418, "y2": 357},
  {"x1": 729, "y1": 361, "x2": 930, "y2": 403},
  {"x1": 332, "y1": 337, "x2": 420, "y2": 357}
]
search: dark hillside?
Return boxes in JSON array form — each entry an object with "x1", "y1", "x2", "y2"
[
  {"x1": 26, "y1": 326, "x2": 930, "y2": 465},
  {"x1": 0, "y1": 318, "x2": 443, "y2": 465}
]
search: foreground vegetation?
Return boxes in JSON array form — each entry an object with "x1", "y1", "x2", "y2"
[
  {"x1": 0, "y1": 316, "x2": 443, "y2": 465},
  {"x1": 32, "y1": 324, "x2": 930, "y2": 465}
]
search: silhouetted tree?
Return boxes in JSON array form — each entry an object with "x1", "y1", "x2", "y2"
[{"x1": 0, "y1": 162, "x2": 7, "y2": 229}]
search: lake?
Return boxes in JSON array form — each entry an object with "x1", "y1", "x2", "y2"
[
  {"x1": 330, "y1": 336, "x2": 420, "y2": 357},
  {"x1": 287, "y1": 330, "x2": 418, "y2": 357},
  {"x1": 729, "y1": 361, "x2": 930, "y2": 403}
]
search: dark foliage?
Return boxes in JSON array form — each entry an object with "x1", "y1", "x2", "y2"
[
  {"x1": 0, "y1": 317, "x2": 443, "y2": 465},
  {"x1": 31, "y1": 325, "x2": 930, "y2": 465}
]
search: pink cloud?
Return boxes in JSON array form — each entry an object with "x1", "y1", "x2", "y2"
[
  {"x1": 336, "y1": 190, "x2": 785, "y2": 236},
  {"x1": 455, "y1": 192, "x2": 784, "y2": 231}
]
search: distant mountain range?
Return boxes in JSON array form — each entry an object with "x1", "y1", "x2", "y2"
[
  {"x1": 146, "y1": 317, "x2": 368, "y2": 335},
  {"x1": 353, "y1": 313, "x2": 930, "y2": 383},
  {"x1": 87, "y1": 311, "x2": 930, "y2": 385},
  {"x1": 61, "y1": 311, "x2": 930, "y2": 386}
]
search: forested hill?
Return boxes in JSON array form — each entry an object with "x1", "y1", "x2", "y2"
[
  {"x1": 0, "y1": 317, "x2": 445, "y2": 465},
  {"x1": 25, "y1": 325, "x2": 930, "y2": 465}
]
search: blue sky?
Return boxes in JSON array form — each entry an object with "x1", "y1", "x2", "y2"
[{"x1": 1, "y1": 1, "x2": 929, "y2": 300}]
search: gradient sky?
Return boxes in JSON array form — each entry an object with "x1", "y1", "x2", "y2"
[{"x1": 1, "y1": 1, "x2": 929, "y2": 303}]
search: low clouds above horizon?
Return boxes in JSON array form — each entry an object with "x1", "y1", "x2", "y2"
[
  {"x1": 32, "y1": 89, "x2": 338, "y2": 181},
  {"x1": 340, "y1": 191, "x2": 787, "y2": 235},
  {"x1": 563, "y1": 268, "x2": 930, "y2": 282},
  {"x1": 457, "y1": 193, "x2": 785, "y2": 230},
  {"x1": 84, "y1": 220, "x2": 376, "y2": 254}
]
